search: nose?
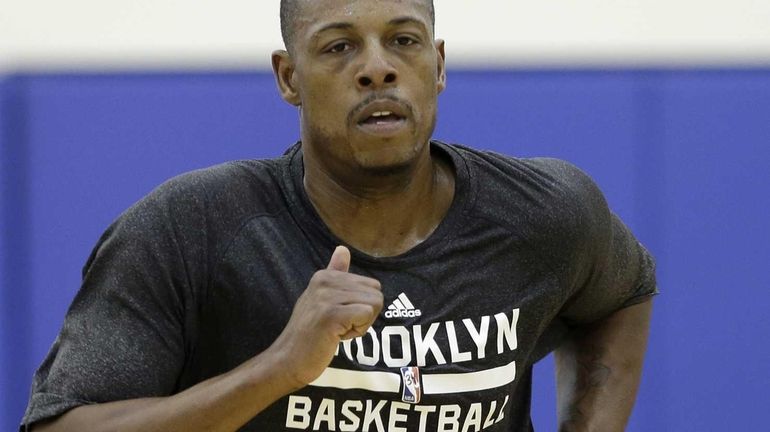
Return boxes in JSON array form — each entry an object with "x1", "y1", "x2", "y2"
[{"x1": 355, "y1": 44, "x2": 398, "y2": 90}]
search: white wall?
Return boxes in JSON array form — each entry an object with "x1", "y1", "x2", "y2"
[{"x1": 2, "y1": 0, "x2": 769, "y2": 71}]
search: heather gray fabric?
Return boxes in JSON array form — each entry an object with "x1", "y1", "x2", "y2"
[{"x1": 21, "y1": 141, "x2": 656, "y2": 431}]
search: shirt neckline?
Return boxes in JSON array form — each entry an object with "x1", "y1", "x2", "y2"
[{"x1": 280, "y1": 140, "x2": 475, "y2": 268}]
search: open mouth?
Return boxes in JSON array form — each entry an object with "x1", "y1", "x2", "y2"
[
  {"x1": 359, "y1": 110, "x2": 405, "y2": 126},
  {"x1": 356, "y1": 109, "x2": 408, "y2": 136},
  {"x1": 353, "y1": 98, "x2": 411, "y2": 136}
]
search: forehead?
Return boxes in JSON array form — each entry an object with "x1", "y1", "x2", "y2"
[{"x1": 294, "y1": 0, "x2": 431, "y2": 36}]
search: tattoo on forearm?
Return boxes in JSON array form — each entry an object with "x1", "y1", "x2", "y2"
[{"x1": 561, "y1": 350, "x2": 611, "y2": 431}]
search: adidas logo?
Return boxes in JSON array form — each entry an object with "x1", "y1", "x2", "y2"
[{"x1": 384, "y1": 292, "x2": 422, "y2": 319}]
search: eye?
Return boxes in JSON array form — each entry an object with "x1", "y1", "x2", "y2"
[
  {"x1": 394, "y1": 35, "x2": 418, "y2": 47},
  {"x1": 326, "y1": 41, "x2": 352, "y2": 54}
]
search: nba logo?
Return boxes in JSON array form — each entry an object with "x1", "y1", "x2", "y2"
[{"x1": 400, "y1": 366, "x2": 422, "y2": 404}]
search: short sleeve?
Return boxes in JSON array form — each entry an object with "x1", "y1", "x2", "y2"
[
  {"x1": 556, "y1": 164, "x2": 658, "y2": 325},
  {"x1": 20, "y1": 179, "x2": 206, "y2": 429}
]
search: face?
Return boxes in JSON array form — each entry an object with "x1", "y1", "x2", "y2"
[{"x1": 273, "y1": 0, "x2": 446, "y2": 177}]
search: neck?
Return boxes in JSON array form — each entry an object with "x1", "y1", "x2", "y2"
[{"x1": 303, "y1": 143, "x2": 455, "y2": 257}]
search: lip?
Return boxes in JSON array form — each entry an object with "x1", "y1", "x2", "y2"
[
  {"x1": 356, "y1": 117, "x2": 408, "y2": 136},
  {"x1": 355, "y1": 99, "x2": 408, "y2": 123},
  {"x1": 354, "y1": 99, "x2": 409, "y2": 136}
]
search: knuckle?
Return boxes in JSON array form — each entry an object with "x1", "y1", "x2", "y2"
[
  {"x1": 310, "y1": 270, "x2": 332, "y2": 286},
  {"x1": 316, "y1": 306, "x2": 335, "y2": 326},
  {"x1": 373, "y1": 294, "x2": 385, "y2": 310},
  {"x1": 365, "y1": 304, "x2": 378, "y2": 317}
]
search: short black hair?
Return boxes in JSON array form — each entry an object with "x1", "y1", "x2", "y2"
[{"x1": 280, "y1": 0, "x2": 435, "y2": 51}]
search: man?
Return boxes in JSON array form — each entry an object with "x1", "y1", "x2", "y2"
[{"x1": 22, "y1": 0, "x2": 656, "y2": 430}]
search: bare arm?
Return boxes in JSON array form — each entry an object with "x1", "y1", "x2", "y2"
[
  {"x1": 33, "y1": 349, "x2": 297, "y2": 432},
  {"x1": 555, "y1": 299, "x2": 653, "y2": 432},
  {"x1": 33, "y1": 246, "x2": 383, "y2": 432}
]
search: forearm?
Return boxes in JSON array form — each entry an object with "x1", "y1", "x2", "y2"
[
  {"x1": 555, "y1": 299, "x2": 653, "y2": 432},
  {"x1": 33, "y1": 348, "x2": 301, "y2": 432},
  {"x1": 32, "y1": 247, "x2": 381, "y2": 432}
]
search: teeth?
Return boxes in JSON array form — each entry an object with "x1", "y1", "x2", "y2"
[{"x1": 371, "y1": 111, "x2": 392, "y2": 117}]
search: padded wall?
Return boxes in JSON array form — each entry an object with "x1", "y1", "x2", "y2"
[{"x1": 1, "y1": 70, "x2": 769, "y2": 431}]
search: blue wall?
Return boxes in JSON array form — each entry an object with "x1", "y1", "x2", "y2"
[{"x1": 2, "y1": 70, "x2": 769, "y2": 431}]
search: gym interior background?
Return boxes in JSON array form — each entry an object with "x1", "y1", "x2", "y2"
[{"x1": 2, "y1": 1, "x2": 769, "y2": 430}]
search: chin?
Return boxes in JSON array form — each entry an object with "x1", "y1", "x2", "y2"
[
  {"x1": 351, "y1": 140, "x2": 423, "y2": 176},
  {"x1": 354, "y1": 158, "x2": 415, "y2": 177}
]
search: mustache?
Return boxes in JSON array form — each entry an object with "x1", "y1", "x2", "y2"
[{"x1": 347, "y1": 92, "x2": 414, "y2": 123}]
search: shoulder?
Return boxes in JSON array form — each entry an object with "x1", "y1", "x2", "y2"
[
  {"x1": 153, "y1": 158, "x2": 285, "y2": 207},
  {"x1": 101, "y1": 157, "x2": 290, "y2": 253},
  {"x1": 450, "y1": 144, "x2": 609, "y2": 229},
  {"x1": 450, "y1": 144, "x2": 595, "y2": 189},
  {"x1": 449, "y1": 144, "x2": 614, "y2": 281},
  {"x1": 133, "y1": 157, "x2": 287, "y2": 220},
  {"x1": 83, "y1": 156, "x2": 292, "y2": 284}
]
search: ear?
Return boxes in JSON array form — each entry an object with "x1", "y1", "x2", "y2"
[
  {"x1": 272, "y1": 50, "x2": 301, "y2": 106},
  {"x1": 434, "y1": 39, "x2": 446, "y2": 94}
]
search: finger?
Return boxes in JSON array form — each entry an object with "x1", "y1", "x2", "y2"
[
  {"x1": 340, "y1": 327, "x2": 369, "y2": 340},
  {"x1": 327, "y1": 272, "x2": 382, "y2": 292},
  {"x1": 337, "y1": 289, "x2": 384, "y2": 309},
  {"x1": 334, "y1": 304, "x2": 377, "y2": 339},
  {"x1": 326, "y1": 245, "x2": 351, "y2": 272},
  {"x1": 341, "y1": 313, "x2": 379, "y2": 340}
]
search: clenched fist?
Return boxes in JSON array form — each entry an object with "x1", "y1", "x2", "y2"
[{"x1": 269, "y1": 246, "x2": 383, "y2": 388}]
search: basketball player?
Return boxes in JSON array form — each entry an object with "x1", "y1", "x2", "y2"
[{"x1": 22, "y1": 0, "x2": 656, "y2": 430}]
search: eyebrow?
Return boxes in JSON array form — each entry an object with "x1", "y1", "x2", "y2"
[
  {"x1": 312, "y1": 15, "x2": 428, "y2": 39},
  {"x1": 314, "y1": 22, "x2": 354, "y2": 36},
  {"x1": 387, "y1": 16, "x2": 428, "y2": 31}
]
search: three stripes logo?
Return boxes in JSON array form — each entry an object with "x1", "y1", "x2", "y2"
[{"x1": 384, "y1": 292, "x2": 422, "y2": 319}]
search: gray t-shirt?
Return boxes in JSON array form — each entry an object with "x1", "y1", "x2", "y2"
[{"x1": 22, "y1": 141, "x2": 657, "y2": 431}]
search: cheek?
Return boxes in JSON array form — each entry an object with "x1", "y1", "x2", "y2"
[
  {"x1": 412, "y1": 68, "x2": 440, "y2": 115},
  {"x1": 303, "y1": 84, "x2": 345, "y2": 122},
  {"x1": 300, "y1": 86, "x2": 352, "y2": 142}
]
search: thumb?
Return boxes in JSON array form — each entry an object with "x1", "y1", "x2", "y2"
[{"x1": 326, "y1": 246, "x2": 351, "y2": 272}]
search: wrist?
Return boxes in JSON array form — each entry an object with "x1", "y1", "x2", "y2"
[{"x1": 243, "y1": 346, "x2": 307, "y2": 396}]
